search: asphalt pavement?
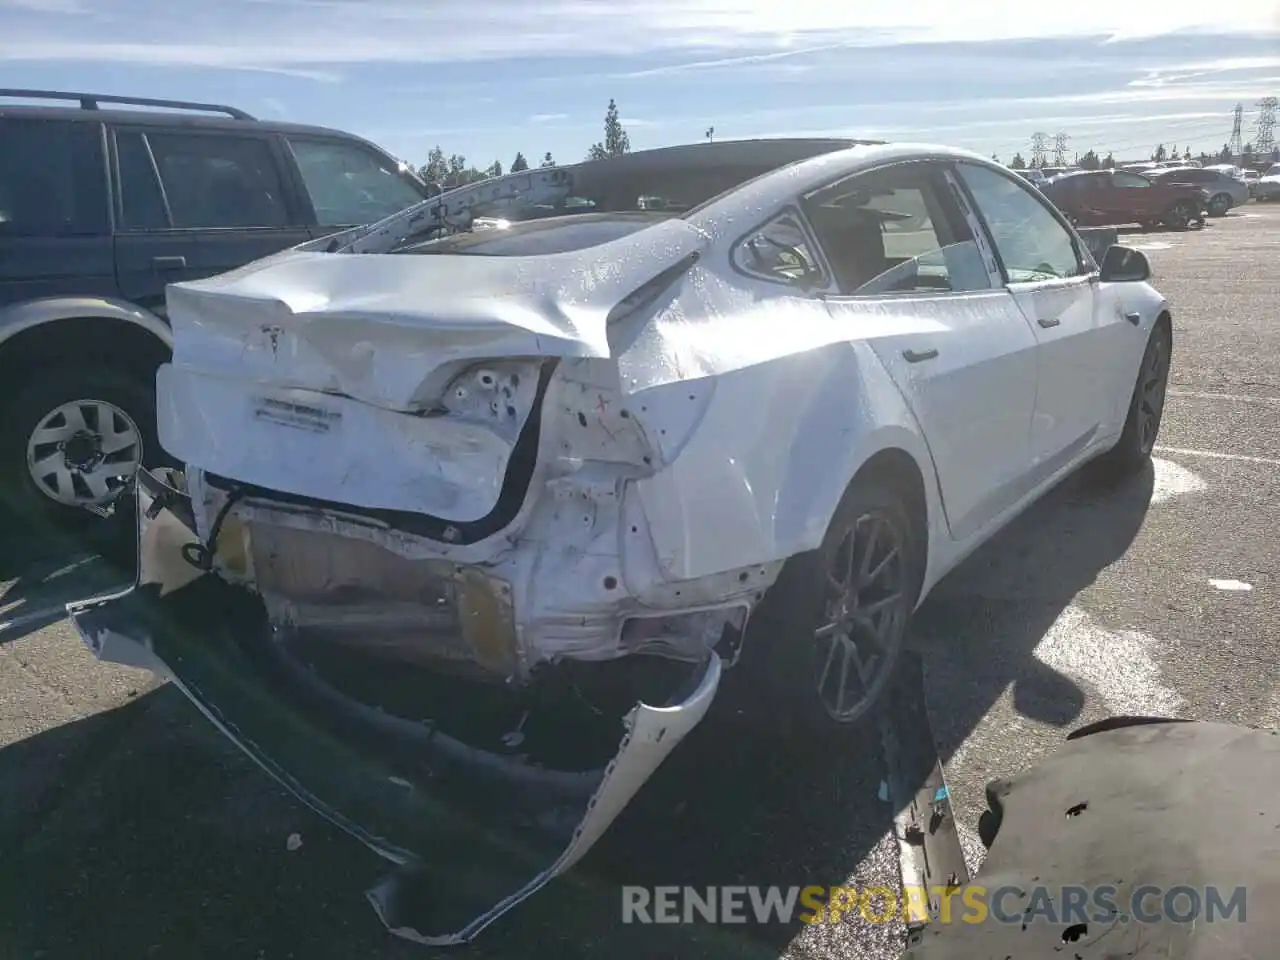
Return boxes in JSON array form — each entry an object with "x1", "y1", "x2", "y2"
[{"x1": 1, "y1": 204, "x2": 1277, "y2": 960}]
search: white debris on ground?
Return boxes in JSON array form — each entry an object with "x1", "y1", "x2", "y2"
[
  {"x1": 1208, "y1": 579, "x2": 1253, "y2": 591},
  {"x1": 286, "y1": 832, "x2": 303, "y2": 852}
]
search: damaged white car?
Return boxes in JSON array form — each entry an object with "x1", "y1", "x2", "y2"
[{"x1": 69, "y1": 138, "x2": 1172, "y2": 944}]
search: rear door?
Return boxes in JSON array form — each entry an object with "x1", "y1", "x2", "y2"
[
  {"x1": 110, "y1": 126, "x2": 311, "y2": 317},
  {"x1": 280, "y1": 135, "x2": 428, "y2": 241},
  {"x1": 0, "y1": 117, "x2": 115, "y2": 310},
  {"x1": 956, "y1": 162, "x2": 1121, "y2": 465},
  {"x1": 802, "y1": 159, "x2": 1039, "y2": 541}
]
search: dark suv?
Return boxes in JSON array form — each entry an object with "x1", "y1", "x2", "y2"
[{"x1": 0, "y1": 89, "x2": 430, "y2": 526}]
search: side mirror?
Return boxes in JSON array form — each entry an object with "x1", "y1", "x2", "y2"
[{"x1": 1099, "y1": 244, "x2": 1151, "y2": 283}]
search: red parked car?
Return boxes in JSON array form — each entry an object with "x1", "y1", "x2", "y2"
[{"x1": 1043, "y1": 169, "x2": 1207, "y2": 230}]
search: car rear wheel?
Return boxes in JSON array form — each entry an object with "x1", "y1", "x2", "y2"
[
  {"x1": 735, "y1": 476, "x2": 923, "y2": 739},
  {"x1": 0, "y1": 368, "x2": 159, "y2": 532},
  {"x1": 1207, "y1": 193, "x2": 1232, "y2": 217},
  {"x1": 1091, "y1": 321, "x2": 1171, "y2": 482}
]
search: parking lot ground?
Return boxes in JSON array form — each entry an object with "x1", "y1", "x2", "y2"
[{"x1": 1, "y1": 204, "x2": 1278, "y2": 960}]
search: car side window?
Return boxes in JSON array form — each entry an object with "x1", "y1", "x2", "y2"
[
  {"x1": 144, "y1": 132, "x2": 290, "y2": 229},
  {"x1": 115, "y1": 130, "x2": 170, "y2": 230},
  {"x1": 287, "y1": 137, "x2": 425, "y2": 227},
  {"x1": 801, "y1": 162, "x2": 991, "y2": 296},
  {"x1": 1112, "y1": 172, "x2": 1151, "y2": 188},
  {"x1": 957, "y1": 163, "x2": 1083, "y2": 282},
  {"x1": 0, "y1": 118, "x2": 108, "y2": 237},
  {"x1": 732, "y1": 210, "x2": 825, "y2": 289}
]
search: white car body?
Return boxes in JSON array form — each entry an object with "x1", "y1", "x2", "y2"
[
  {"x1": 71, "y1": 139, "x2": 1171, "y2": 943},
  {"x1": 1255, "y1": 165, "x2": 1280, "y2": 200},
  {"x1": 141, "y1": 142, "x2": 1167, "y2": 677}
]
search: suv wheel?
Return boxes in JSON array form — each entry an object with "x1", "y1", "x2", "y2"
[
  {"x1": 1207, "y1": 193, "x2": 1232, "y2": 217},
  {"x1": 0, "y1": 368, "x2": 158, "y2": 529}
]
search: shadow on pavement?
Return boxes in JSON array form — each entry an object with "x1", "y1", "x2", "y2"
[
  {"x1": 0, "y1": 464, "x2": 1155, "y2": 958},
  {"x1": 912, "y1": 461, "x2": 1156, "y2": 761}
]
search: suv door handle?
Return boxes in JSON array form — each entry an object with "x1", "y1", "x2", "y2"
[
  {"x1": 151, "y1": 256, "x2": 187, "y2": 271},
  {"x1": 1037, "y1": 316, "x2": 1061, "y2": 328},
  {"x1": 902, "y1": 347, "x2": 939, "y2": 363},
  {"x1": 1124, "y1": 311, "x2": 1141, "y2": 325}
]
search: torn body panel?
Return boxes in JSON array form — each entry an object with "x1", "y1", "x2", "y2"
[{"x1": 69, "y1": 475, "x2": 721, "y2": 944}]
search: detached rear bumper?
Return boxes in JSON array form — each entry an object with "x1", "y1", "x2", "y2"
[{"x1": 67, "y1": 469, "x2": 721, "y2": 945}]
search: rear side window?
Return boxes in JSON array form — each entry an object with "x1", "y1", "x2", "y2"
[
  {"x1": 115, "y1": 130, "x2": 169, "y2": 230},
  {"x1": 287, "y1": 137, "x2": 425, "y2": 226},
  {"x1": 0, "y1": 118, "x2": 108, "y2": 237},
  {"x1": 144, "y1": 132, "x2": 289, "y2": 228}
]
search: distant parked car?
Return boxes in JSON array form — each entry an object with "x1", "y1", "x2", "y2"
[
  {"x1": 1255, "y1": 164, "x2": 1280, "y2": 202},
  {"x1": 1043, "y1": 169, "x2": 1206, "y2": 229},
  {"x1": 1013, "y1": 167, "x2": 1048, "y2": 189},
  {"x1": 1148, "y1": 166, "x2": 1249, "y2": 216},
  {"x1": 0, "y1": 88, "x2": 431, "y2": 529}
]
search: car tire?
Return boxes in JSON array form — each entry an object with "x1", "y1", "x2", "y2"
[
  {"x1": 1090, "y1": 321, "x2": 1171, "y2": 482},
  {"x1": 1164, "y1": 202, "x2": 1197, "y2": 229},
  {"x1": 0, "y1": 367, "x2": 160, "y2": 534},
  {"x1": 734, "y1": 476, "x2": 923, "y2": 740},
  {"x1": 1207, "y1": 193, "x2": 1232, "y2": 217}
]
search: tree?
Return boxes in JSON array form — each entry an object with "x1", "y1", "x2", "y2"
[
  {"x1": 586, "y1": 98, "x2": 631, "y2": 160},
  {"x1": 511, "y1": 151, "x2": 529, "y2": 172},
  {"x1": 1151, "y1": 143, "x2": 1167, "y2": 162},
  {"x1": 486, "y1": 160, "x2": 504, "y2": 179},
  {"x1": 991, "y1": 153, "x2": 1000, "y2": 162},
  {"x1": 1183, "y1": 148, "x2": 1192, "y2": 161},
  {"x1": 1102, "y1": 152, "x2": 1115, "y2": 169},
  {"x1": 1079, "y1": 149, "x2": 1100, "y2": 170},
  {"x1": 1242, "y1": 143, "x2": 1254, "y2": 166},
  {"x1": 1009, "y1": 152, "x2": 1026, "y2": 169},
  {"x1": 420, "y1": 145, "x2": 448, "y2": 185},
  {"x1": 541, "y1": 152, "x2": 556, "y2": 167},
  {"x1": 1219, "y1": 143, "x2": 1233, "y2": 162}
]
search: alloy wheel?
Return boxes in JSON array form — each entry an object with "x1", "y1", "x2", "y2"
[
  {"x1": 25, "y1": 399, "x2": 143, "y2": 508},
  {"x1": 813, "y1": 511, "x2": 909, "y2": 723}
]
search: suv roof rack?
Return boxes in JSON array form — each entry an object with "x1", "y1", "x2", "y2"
[{"x1": 0, "y1": 88, "x2": 255, "y2": 121}]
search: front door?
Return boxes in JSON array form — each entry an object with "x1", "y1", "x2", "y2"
[
  {"x1": 110, "y1": 127, "x2": 311, "y2": 319},
  {"x1": 956, "y1": 162, "x2": 1110, "y2": 472},
  {"x1": 802, "y1": 160, "x2": 1039, "y2": 541}
]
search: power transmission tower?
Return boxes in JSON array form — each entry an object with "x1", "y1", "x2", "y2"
[
  {"x1": 1052, "y1": 132, "x2": 1070, "y2": 167},
  {"x1": 1229, "y1": 103, "x2": 1244, "y2": 158},
  {"x1": 1030, "y1": 132, "x2": 1050, "y2": 167},
  {"x1": 1256, "y1": 97, "x2": 1278, "y2": 156}
]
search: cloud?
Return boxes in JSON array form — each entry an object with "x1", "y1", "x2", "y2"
[
  {"x1": 1, "y1": 0, "x2": 1276, "y2": 70},
  {"x1": 527, "y1": 113, "x2": 569, "y2": 123}
]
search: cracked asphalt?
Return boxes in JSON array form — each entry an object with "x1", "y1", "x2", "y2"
[{"x1": 1, "y1": 204, "x2": 1277, "y2": 960}]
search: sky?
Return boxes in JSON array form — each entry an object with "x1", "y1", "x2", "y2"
[{"x1": 2, "y1": 0, "x2": 1279, "y2": 171}]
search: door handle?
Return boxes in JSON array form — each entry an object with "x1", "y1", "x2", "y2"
[
  {"x1": 151, "y1": 255, "x2": 187, "y2": 271},
  {"x1": 1124, "y1": 311, "x2": 1141, "y2": 325},
  {"x1": 1037, "y1": 316, "x2": 1061, "y2": 328},
  {"x1": 902, "y1": 347, "x2": 939, "y2": 363}
]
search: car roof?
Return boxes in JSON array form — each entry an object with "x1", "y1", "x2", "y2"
[{"x1": 0, "y1": 92, "x2": 406, "y2": 159}]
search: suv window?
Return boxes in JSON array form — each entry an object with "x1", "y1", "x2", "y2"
[
  {"x1": 957, "y1": 163, "x2": 1082, "y2": 282},
  {"x1": 0, "y1": 118, "x2": 109, "y2": 237},
  {"x1": 287, "y1": 137, "x2": 424, "y2": 226},
  {"x1": 143, "y1": 132, "x2": 290, "y2": 228},
  {"x1": 802, "y1": 163, "x2": 990, "y2": 296},
  {"x1": 1111, "y1": 171, "x2": 1152, "y2": 188}
]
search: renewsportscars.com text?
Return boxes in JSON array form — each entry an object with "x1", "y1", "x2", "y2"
[{"x1": 621, "y1": 884, "x2": 1248, "y2": 926}]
